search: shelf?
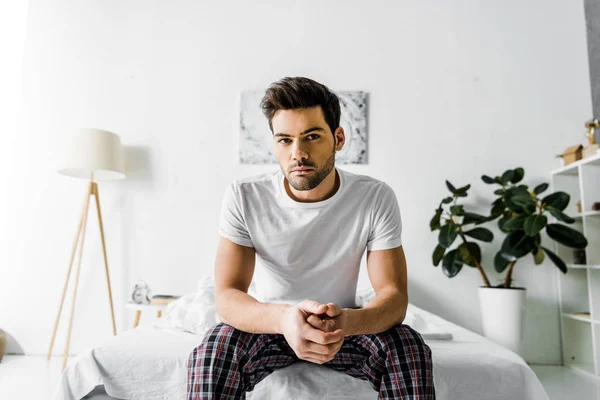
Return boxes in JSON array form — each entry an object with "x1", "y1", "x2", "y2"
[
  {"x1": 567, "y1": 264, "x2": 600, "y2": 270},
  {"x1": 564, "y1": 363, "x2": 597, "y2": 378},
  {"x1": 551, "y1": 163, "x2": 579, "y2": 176},
  {"x1": 572, "y1": 210, "x2": 600, "y2": 219},
  {"x1": 562, "y1": 313, "x2": 595, "y2": 323},
  {"x1": 553, "y1": 154, "x2": 600, "y2": 378},
  {"x1": 551, "y1": 152, "x2": 600, "y2": 176},
  {"x1": 125, "y1": 302, "x2": 168, "y2": 311}
]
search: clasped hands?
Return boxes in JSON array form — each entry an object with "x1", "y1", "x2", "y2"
[{"x1": 281, "y1": 299, "x2": 347, "y2": 365}]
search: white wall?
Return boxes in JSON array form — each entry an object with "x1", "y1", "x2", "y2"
[
  {"x1": 0, "y1": 0, "x2": 592, "y2": 364},
  {"x1": 0, "y1": 0, "x2": 30, "y2": 356}
]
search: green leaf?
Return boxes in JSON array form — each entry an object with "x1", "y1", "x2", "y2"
[
  {"x1": 506, "y1": 185, "x2": 530, "y2": 197},
  {"x1": 505, "y1": 195, "x2": 536, "y2": 215},
  {"x1": 442, "y1": 249, "x2": 463, "y2": 278},
  {"x1": 494, "y1": 251, "x2": 510, "y2": 273},
  {"x1": 438, "y1": 222, "x2": 459, "y2": 249},
  {"x1": 455, "y1": 184, "x2": 471, "y2": 195},
  {"x1": 511, "y1": 195, "x2": 537, "y2": 209},
  {"x1": 450, "y1": 205, "x2": 465, "y2": 216},
  {"x1": 498, "y1": 215, "x2": 510, "y2": 233},
  {"x1": 494, "y1": 189, "x2": 505, "y2": 195},
  {"x1": 458, "y1": 242, "x2": 481, "y2": 267},
  {"x1": 511, "y1": 168, "x2": 525, "y2": 183},
  {"x1": 490, "y1": 200, "x2": 505, "y2": 218},
  {"x1": 501, "y1": 230, "x2": 536, "y2": 260},
  {"x1": 430, "y1": 208, "x2": 443, "y2": 231},
  {"x1": 432, "y1": 245, "x2": 445, "y2": 266},
  {"x1": 463, "y1": 212, "x2": 488, "y2": 225},
  {"x1": 442, "y1": 196, "x2": 453, "y2": 204},
  {"x1": 533, "y1": 247, "x2": 545, "y2": 265},
  {"x1": 502, "y1": 214, "x2": 527, "y2": 231},
  {"x1": 446, "y1": 180, "x2": 456, "y2": 193},
  {"x1": 534, "y1": 183, "x2": 549, "y2": 195},
  {"x1": 502, "y1": 170, "x2": 515, "y2": 185},
  {"x1": 542, "y1": 246, "x2": 567, "y2": 273},
  {"x1": 546, "y1": 208, "x2": 575, "y2": 224},
  {"x1": 542, "y1": 192, "x2": 570, "y2": 211},
  {"x1": 482, "y1": 175, "x2": 495, "y2": 184},
  {"x1": 546, "y1": 224, "x2": 588, "y2": 249},
  {"x1": 504, "y1": 197, "x2": 524, "y2": 214},
  {"x1": 463, "y1": 227, "x2": 494, "y2": 242},
  {"x1": 524, "y1": 214, "x2": 547, "y2": 237},
  {"x1": 494, "y1": 176, "x2": 504, "y2": 185}
]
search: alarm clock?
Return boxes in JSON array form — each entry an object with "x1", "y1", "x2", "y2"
[{"x1": 131, "y1": 281, "x2": 152, "y2": 305}]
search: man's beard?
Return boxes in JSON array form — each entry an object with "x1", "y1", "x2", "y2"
[{"x1": 284, "y1": 148, "x2": 336, "y2": 191}]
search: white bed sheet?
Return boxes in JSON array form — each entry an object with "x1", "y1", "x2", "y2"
[{"x1": 53, "y1": 303, "x2": 549, "y2": 400}]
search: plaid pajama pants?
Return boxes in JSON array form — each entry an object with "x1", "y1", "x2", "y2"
[{"x1": 187, "y1": 322, "x2": 435, "y2": 399}]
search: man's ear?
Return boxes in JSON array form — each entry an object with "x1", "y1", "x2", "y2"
[{"x1": 334, "y1": 127, "x2": 345, "y2": 150}]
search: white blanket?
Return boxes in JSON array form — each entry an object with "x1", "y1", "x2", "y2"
[{"x1": 52, "y1": 303, "x2": 548, "y2": 400}]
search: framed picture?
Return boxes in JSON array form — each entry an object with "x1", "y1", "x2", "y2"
[{"x1": 239, "y1": 90, "x2": 368, "y2": 164}]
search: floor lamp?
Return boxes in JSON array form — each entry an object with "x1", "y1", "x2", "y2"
[{"x1": 47, "y1": 128, "x2": 126, "y2": 371}]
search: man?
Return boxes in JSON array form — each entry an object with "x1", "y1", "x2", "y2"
[{"x1": 187, "y1": 77, "x2": 435, "y2": 399}]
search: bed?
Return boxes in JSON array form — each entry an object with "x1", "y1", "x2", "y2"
[{"x1": 52, "y1": 281, "x2": 549, "y2": 400}]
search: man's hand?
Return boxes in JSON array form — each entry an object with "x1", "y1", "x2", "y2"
[
  {"x1": 304, "y1": 303, "x2": 346, "y2": 361},
  {"x1": 280, "y1": 300, "x2": 345, "y2": 365},
  {"x1": 307, "y1": 303, "x2": 346, "y2": 334}
]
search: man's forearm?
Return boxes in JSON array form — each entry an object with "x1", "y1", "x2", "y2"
[
  {"x1": 215, "y1": 288, "x2": 291, "y2": 335},
  {"x1": 343, "y1": 288, "x2": 408, "y2": 336}
]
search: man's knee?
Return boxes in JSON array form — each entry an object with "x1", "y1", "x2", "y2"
[
  {"x1": 203, "y1": 322, "x2": 235, "y2": 341},
  {"x1": 189, "y1": 323, "x2": 245, "y2": 364},
  {"x1": 205, "y1": 323, "x2": 248, "y2": 348},
  {"x1": 382, "y1": 324, "x2": 432, "y2": 357}
]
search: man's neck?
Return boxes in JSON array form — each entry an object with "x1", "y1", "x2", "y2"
[{"x1": 284, "y1": 168, "x2": 339, "y2": 203}]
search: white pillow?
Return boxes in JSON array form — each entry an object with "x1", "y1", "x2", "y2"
[{"x1": 153, "y1": 277, "x2": 221, "y2": 335}]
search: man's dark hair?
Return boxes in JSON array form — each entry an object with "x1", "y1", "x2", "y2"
[{"x1": 260, "y1": 77, "x2": 341, "y2": 136}]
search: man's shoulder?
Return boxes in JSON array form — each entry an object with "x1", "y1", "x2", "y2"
[
  {"x1": 341, "y1": 168, "x2": 391, "y2": 194},
  {"x1": 228, "y1": 170, "x2": 280, "y2": 196}
]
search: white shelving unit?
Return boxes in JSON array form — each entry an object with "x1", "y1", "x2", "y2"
[{"x1": 551, "y1": 151, "x2": 600, "y2": 378}]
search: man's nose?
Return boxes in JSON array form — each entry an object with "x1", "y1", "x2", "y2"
[{"x1": 291, "y1": 141, "x2": 308, "y2": 161}]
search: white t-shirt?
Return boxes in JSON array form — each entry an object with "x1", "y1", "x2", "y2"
[{"x1": 219, "y1": 167, "x2": 402, "y2": 309}]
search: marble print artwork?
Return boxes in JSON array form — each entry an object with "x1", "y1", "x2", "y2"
[
  {"x1": 239, "y1": 90, "x2": 275, "y2": 164},
  {"x1": 337, "y1": 91, "x2": 368, "y2": 164},
  {"x1": 239, "y1": 90, "x2": 368, "y2": 164}
]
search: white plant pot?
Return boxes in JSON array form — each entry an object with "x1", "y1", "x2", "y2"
[{"x1": 478, "y1": 287, "x2": 526, "y2": 354}]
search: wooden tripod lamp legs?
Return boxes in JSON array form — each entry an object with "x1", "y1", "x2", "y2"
[
  {"x1": 61, "y1": 183, "x2": 92, "y2": 370},
  {"x1": 46, "y1": 181, "x2": 118, "y2": 371},
  {"x1": 46, "y1": 182, "x2": 92, "y2": 362},
  {"x1": 92, "y1": 183, "x2": 117, "y2": 336}
]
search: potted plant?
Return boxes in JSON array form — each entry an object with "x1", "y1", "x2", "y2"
[
  {"x1": 430, "y1": 167, "x2": 589, "y2": 353},
  {"x1": 429, "y1": 181, "x2": 493, "y2": 285}
]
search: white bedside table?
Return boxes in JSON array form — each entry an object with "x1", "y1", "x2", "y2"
[{"x1": 125, "y1": 302, "x2": 168, "y2": 328}]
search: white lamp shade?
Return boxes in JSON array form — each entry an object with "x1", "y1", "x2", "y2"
[{"x1": 58, "y1": 128, "x2": 126, "y2": 181}]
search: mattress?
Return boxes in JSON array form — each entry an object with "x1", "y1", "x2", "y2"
[{"x1": 54, "y1": 303, "x2": 549, "y2": 400}]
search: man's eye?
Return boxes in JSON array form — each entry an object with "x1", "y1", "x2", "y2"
[
  {"x1": 278, "y1": 138, "x2": 291, "y2": 144},
  {"x1": 306, "y1": 134, "x2": 319, "y2": 140}
]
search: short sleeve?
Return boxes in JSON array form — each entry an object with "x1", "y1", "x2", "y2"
[
  {"x1": 367, "y1": 184, "x2": 403, "y2": 251},
  {"x1": 219, "y1": 183, "x2": 254, "y2": 248}
]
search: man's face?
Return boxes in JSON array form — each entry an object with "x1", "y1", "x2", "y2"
[{"x1": 272, "y1": 106, "x2": 341, "y2": 191}]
